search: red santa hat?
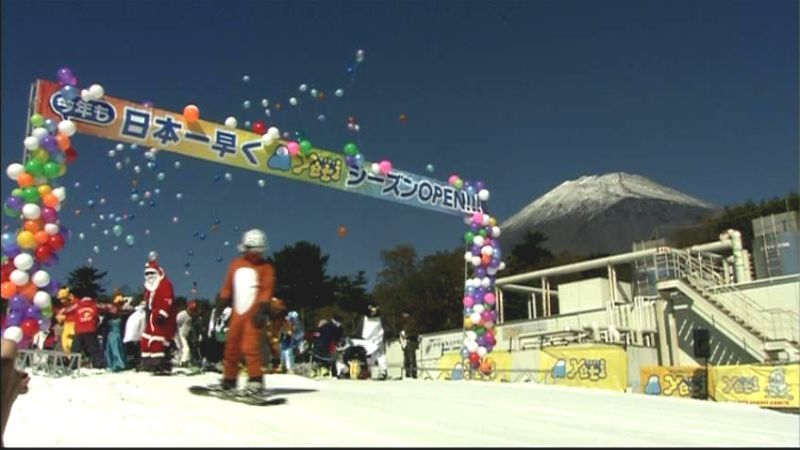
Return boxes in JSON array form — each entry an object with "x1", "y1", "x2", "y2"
[{"x1": 144, "y1": 258, "x2": 165, "y2": 278}]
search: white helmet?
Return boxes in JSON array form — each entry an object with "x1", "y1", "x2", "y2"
[{"x1": 238, "y1": 228, "x2": 268, "y2": 253}]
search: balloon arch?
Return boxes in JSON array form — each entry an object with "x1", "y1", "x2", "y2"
[{"x1": 1, "y1": 69, "x2": 506, "y2": 376}]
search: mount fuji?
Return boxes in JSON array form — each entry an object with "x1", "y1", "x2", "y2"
[{"x1": 500, "y1": 173, "x2": 718, "y2": 255}]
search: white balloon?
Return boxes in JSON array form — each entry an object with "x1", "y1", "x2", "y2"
[
  {"x1": 22, "y1": 203, "x2": 41, "y2": 220},
  {"x1": 224, "y1": 116, "x2": 238, "y2": 128},
  {"x1": 470, "y1": 312, "x2": 482, "y2": 325},
  {"x1": 464, "y1": 251, "x2": 473, "y2": 262},
  {"x1": 44, "y1": 223, "x2": 60, "y2": 236},
  {"x1": 261, "y1": 134, "x2": 275, "y2": 146},
  {"x1": 32, "y1": 127, "x2": 49, "y2": 140},
  {"x1": 481, "y1": 246, "x2": 494, "y2": 256},
  {"x1": 81, "y1": 89, "x2": 92, "y2": 101},
  {"x1": 58, "y1": 120, "x2": 77, "y2": 136},
  {"x1": 473, "y1": 304, "x2": 485, "y2": 314},
  {"x1": 268, "y1": 127, "x2": 280, "y2": 139},
  {"x1": 478, "y1": 189, "x2": 490, "y2": 201},
  {"x1": 477, "y1": 346, "x2": 488, "y2": 358},
  {"x1": 487, "y1": 267, "x2": 498, "y2": 276},
  {"x1": 10, "y1": 269, "x2": 30, "y2": 286},
  {"x1": 13, "y1": 253, "x2": 34, "y2": 271},
  {"x1": 481, "y1": 277, "x2": 491, "y2": 288},
  {"x1": 371, "y1": 163, "x2": 380, "y2": 175},
  {"x1": 471, "y1": 256, "x2": 482, "y2": 267},
  {"x1": 6, "y1": 163, "x2": 25, "y2": 180},
  {"x1": 116, "y1": 143, "x2": 124, "y2": 151},
  {"x1": 498, "y1": 262, "x2": 506, "y2": 271},
  {"x1": 482, "y1": 215, "x2": 491, "y2": 226},
  {"x1": 463, "y1": 216, "x2": 473, "y2": 226},
  {"x1": 3, "y1": 327, "x2": 23, "y2": 344},
  {"x1": 491, "y1": 226, "x2": 501, "y2": 238},
  {"x1": 33, "y1": 291, "x2": 52, "y2": 309},
  {"x1": 88, "y1": 84, "x2": 105, "y2": 99},
  {"x1": 466, "y1": 331, "x2": 477, "y2": 341},
  {"x1": 289, "y1": 97, "x2": 298, "y2": 106},
  {"x1": 466, "y1": 341, "x2": 478, "y2": 353},
  {"x1": 79, "y1": 232, "x2": 85, "y2": 240},
  {"x1": 299, "y1": 84, "x2": 308, "y2": 92},
  {"x1": 53, "y1": 187, "x2": 66, "y2": 201},
  {"x1": 473, "y1": 236, "x2": 485, "y2": 247},
  {"x1": 24, "y1": 136, "x2": 40, "y2": 150},
  {"x1": 32, "y1": 270, "x2": 51, "y2": 288},
  {"x1": 108, "y1": 149, "x2": 116, "y2": 158}
]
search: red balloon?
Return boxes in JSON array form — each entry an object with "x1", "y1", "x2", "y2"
[
  {"x1": 1, "y1": 261, "x2": 13, "y2": 283},
  {"x1": 468, "y1": 352, "x2": 480, "y2": 365},
  {"x1": 64, "y1": 147, "x2": 78, "y2": 164},
  {"x1": 35, "y1": 244, "x2": 53, "y2": 263},
  {"x1": 21, "y1": 318, "x2": 40, "y2": 338},
  {"x1": 252, "y1": 121, "x2": 267, "y2": 135},
  {"x1": 48, "y1": 234, "x2": 65, "y2": 252}
]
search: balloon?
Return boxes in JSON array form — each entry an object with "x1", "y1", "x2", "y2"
[
  {"x1": 48, "y1": 234, "x2": 65, "y2": 252},
  {"x1": 378, "y1": 160, "x2": 392, "y2": 175},
  {"x1": 1, "y1": 281, "x2": 17, "y2": 299},
  {"x1": 58, "y1": 119, "x2": 77, "y2": 136},
  {"x1": 24, "y1": 136, "x2": 40, "y2": 151},
  {"x1": 88, "y1": 84, "x2": 105, "y2": 99},
  {"x1": 34, "y1": 231, "x2": 49, "y2": 246},
  {"x1": 425, "y1": 164, "x2": 434, "y2": 173},
  {"x1": 286, "y1": 142, "x2": 300, "y2": 156},
  {"x1": 289, "y1": 97, "x2": 298, "y2": 106},
  {"x1": 10, "y1": 269, "x2": 29, "y2": 286},
  {"x1": 343, "y1": 142, "x2": 359, "y2": 156},
  {"x1": 252, "y1": 121, "x2": 267, "y2": 135},
  {"x1": 64, "y1": 147, "x2": 77, "y2": 164},
  {"x1": 335, "y1": 89, "x2": 344, "y2": 97},
  {"x1": 125, "y1": 234, "x2": 135, "y2": 247},
  {"x1": 13, "y1": 253, "x2": 34, "y2": 271},
  {"x1": 224, "y1": 116, "x2": 237, "y2": 128},
  {"x1": 20, "y1": 318, "x2": 39, "y2": 338},
  {"x1": 35, "y1": 245, "x2": 53, "y2": 262},
  {"x1": 337, "y1": 226, "x2": 348, "y2": 238},
  {"x1": 16, "y1": 231, "x2": 36, "y2": 249},
  {"x1": 6, "y1": 163, "x2": 25, "y2": 181},
  {"x1": 243, "y1": 100, "x2": 251, "y2": 109},
  {"x1": 478, "y1": 189, "x2": 490, "y2": 201},
  {"x1": 32, "y1": 270, "x2": 50, "y2": 287},
  {"x1": 183, "y1": 105, "x2": 200, "y2": 122}
]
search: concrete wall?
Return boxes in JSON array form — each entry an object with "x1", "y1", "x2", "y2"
[{"x1": 714, "y1": 275, "x2": 800, "y2": 315}]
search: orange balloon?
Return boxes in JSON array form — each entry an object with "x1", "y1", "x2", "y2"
[
  {"x1": 43, "y1": 193, "x2": 59, "y2": 209},
  {"x1": 55, "y1": 134, "x2": 71, "y2": 150},
  {"x1": 19, "y1": 282, "x2": 37, "y2": 300},
  {"x1": 17, "y1": 172, "x2": 34, "y2": 188},
  {"x1": 481, "y1": 254, "x2": 492, "y2": 266},
  {"x1": 23, "y1": 219, "x2": 43, "y2": 234},
  {"x1": 183, "y1": 105, "x2": 200, "y2": 123},
  {"x1": 34, "y1": 230, "x2": 49, "y2": 245},
  {"x1": 1, "y1": 281, "x2": 17, "y2": 299},
  {"x1": 337, "y1": 226, "x2": 348, "y2": 237}
]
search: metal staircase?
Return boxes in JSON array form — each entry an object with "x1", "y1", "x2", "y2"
[{"x1": 654, "y1": 248, "x2": 799, "y2": 362}]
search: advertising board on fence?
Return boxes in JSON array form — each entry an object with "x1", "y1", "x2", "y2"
[
  {"x1": 708, "y1": 364, "x2": 799, "y2": 409},
  {"x1": 640, "y1": 366, "x2": 707, "y2": 399},
  {"x1": 540, "y1": 344, "x2": 627, "y2": 391}
]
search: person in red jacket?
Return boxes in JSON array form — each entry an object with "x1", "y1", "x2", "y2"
[
  {"x1": 68, "y1": 287, "x2": 106, "y2": 369},
  {"x1": 209, "y1": 229, "x2": 275, "y2": 396},
  {"x1": 140, "y1": 253, "x2": 178, "y2": 374}
]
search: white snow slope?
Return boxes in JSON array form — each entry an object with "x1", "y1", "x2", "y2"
[{"x1": 4, "y1": 371, "x2": 798, "y2": 447}]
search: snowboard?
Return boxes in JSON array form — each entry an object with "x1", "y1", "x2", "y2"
[{"x1": 188, "y1": 385, "x2": 287, "y2": 406}]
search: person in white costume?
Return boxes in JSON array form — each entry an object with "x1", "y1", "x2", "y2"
[{"x1": 353, "y1": 302, "x2": 390, "y2": 380}]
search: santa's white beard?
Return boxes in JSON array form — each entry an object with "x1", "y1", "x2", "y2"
[{"x1": 144, "y1": 277, "x2": 161, "y2": 292}]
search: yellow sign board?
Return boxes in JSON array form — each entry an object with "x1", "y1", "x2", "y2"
[
  {"x1": 708, "y1": 364, "x2": 799, "y2": 409},
  {"x1": 540, "y1": 344, "x2": 627, "y2": 391},
  {"x1": 640, "y1": 366, "x2": 707, "y2": 398}
]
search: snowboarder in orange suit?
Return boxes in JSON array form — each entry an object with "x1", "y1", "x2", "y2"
[{"x1": 215, "y1": 229, "x2": 275, "y2": 395}]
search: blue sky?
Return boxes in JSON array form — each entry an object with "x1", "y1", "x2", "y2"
[{"x1": 1, "y1": 0, "x2": 797, "y2": 299}]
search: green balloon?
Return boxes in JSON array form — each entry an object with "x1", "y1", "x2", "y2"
[
  {"x1": 475, "y1": 326, "x2": 486, "y2": 335},
  {"x1": 464, "y1": 231, "x2": 475, "y2": 244},
  {"x1": 41, "y1": 305, "x2": 53, "y2": 318},
  {"x1": 454, "y1": 179, "x2": 464, "y2": 189},
  {"x1": 299, "y1": 140, "x2": 313, "y2": 154},
  {"x1": 25, "y1": 159, "x2": 44, "y2": 177},
  {"x1": 3, "y1": 206, "x2": 19, "y2": 218},
  {"x1": 478, "y1": 229, "x2": 487, "y2": 238},
  {"x1": 112, "y1": 225, "x2": 123, "y2": 237},
  {"x1": 21, "y1": 187, "x2": 40, "y2": 203},
  {"x1": 30, "y1": 114, "x2": 45, "y2": 127},
  {"x1": 343, "y1": 142, "x2": 359, "y2": 156},
  {"x1": 125, "y1": 234, "x2": 135, "y2": 247},
  {"x1": 43, "y1": 161, "x2": 60, "y2": 179},
  {"x1": 11, "y1": 188, "x2": 23, "y2": 198}
]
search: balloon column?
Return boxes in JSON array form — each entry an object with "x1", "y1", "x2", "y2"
[
  {"x1": 458, "y1": 180, "x2": 505, "y2": 376},
  {"x1": 1, "y1": 67, "x2": 80, "y2": 344}
]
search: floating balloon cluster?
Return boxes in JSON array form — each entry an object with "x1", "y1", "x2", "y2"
[
  {"x1": 460, "y1": 183, "x2": 504, "y2": 376},
  {"x1": 1, "y1": 67, "x2": 87, "y2": 343}
]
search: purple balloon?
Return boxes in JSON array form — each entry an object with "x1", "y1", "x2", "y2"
[
  {"x1": 41, "y1": 207, "x2": 58, "y2": 223},
  {"x1": 47, "y1": 279, "x2": 61, "y2": 296},
  {"x1": 3, "y1": 246, "x2": 21, "y2": 259},
  {"x1": 470, "y1": 223, "x2": 480, "y2": 232},
  {"x1": 7, "y1": 196, "x2": 23, "y2": 210},
  {"x1": 6, "y1": 310, "x2": 23, "y2": 327},
  {"x1": 9, "y1": 294, "x2": 27, "y2": 311},
  {"x1": 57, "y1": 67, "x2": 74, "y2": 85},
  {"x1": 41, "y1": 135, "x2": 58, "y2": 152},
  {"x1": 475, "y1": 181, "x2": 485, "y2": 191},
  {"x1": 24, "y1": 305, "x2": 41, "y2": 321},
  {"x1": 345, "y1": 156, "x2": 355, "y2": 166},
  {"x1": 29, "y1": 261, "x2": 41, "y2": 273},
  {"x1": 475, "y1": 267, "x2": 486, "y2": 278},
  {"x1": 38, "y1": 318, "x2": 52, "y2": 331},
  {"x1": 60, "y1": 226, "x2": 71, "y2": 240}
]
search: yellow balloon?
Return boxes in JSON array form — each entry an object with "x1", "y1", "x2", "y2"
[
  {"x1": 33, "y1": 149, "x2": 50, "y2": 163},
  {"x1": 17, "y1": 230, "x2": 36, "y2": 249},
  {"x1": 38, "y1": 184, "x2": 52, "y2": 197},
  {"x1": 57, "y1": 163, "x2": 67, "y2": 177},
  {"x1": 489, "y1": 218, "x2": 497, "y2": 227},
  {"x1": 464, "y1": 317, "x2": 473, "y2": 329}
]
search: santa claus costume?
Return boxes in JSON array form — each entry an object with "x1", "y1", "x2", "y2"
[{"x1": 140, "y1": 254, "x2": 178, "y2": 374}]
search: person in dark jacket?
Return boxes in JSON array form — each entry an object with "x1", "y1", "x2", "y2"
[
  {"x1": 312, "y1": 316, "x2": 344, "y2": 377},
  {"x1": 67, "y1": 287, "x2": 106, "y2": 369},
  {"x1": 399, "y1": 309, "x2": 420, "y2": 379}
]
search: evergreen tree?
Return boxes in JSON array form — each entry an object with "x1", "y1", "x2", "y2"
[{"x1": 66, "y1": 265, "x2": 108, "y2": 299}]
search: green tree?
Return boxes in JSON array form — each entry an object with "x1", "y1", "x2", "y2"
[
  {"x1": 329, "y1": 271, "x2": 371, "y2": 330},
  {"x1": 507, "y1": 231, "x2": 556, "y2": 274},
  {"x1": 372, "y1": 245, "x2": 418, "y2": 337},
  {"x1": 271, "y1": 241, "x2": 334, "y2": 329},
  {"x1": 66, "y1": 265, "x2": 108, "y2": 299}
]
